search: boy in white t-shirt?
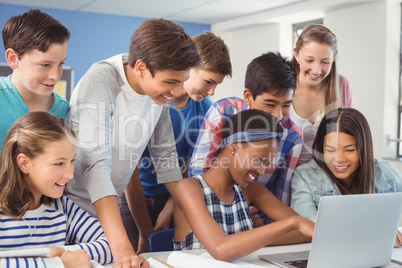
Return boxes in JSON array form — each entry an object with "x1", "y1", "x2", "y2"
[{"x1": 65, "y1": 18, "x2": 201, "y2": 268}]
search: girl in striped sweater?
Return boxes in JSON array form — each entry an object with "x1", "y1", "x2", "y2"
[{"x1": 0, "y1": 112, "x2": 112, "y2": 267}]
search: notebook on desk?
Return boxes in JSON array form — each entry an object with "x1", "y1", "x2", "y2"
[{"x1": 258, "y1": 192, "x2": 402, "y2": 268}]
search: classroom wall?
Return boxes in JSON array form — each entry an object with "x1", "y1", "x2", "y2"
[
  {"x1": 212, "y1": 0, "x2": 402, "y2": 172},
  {"x1": 211, "y1": 23, "x2": 293, "y2": 102},
  {"x1": 0, "y1": 3, "x2": 210, "y2": 88}
]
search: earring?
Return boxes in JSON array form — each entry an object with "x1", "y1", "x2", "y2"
[
  {"x1": 297, "y1": 61, "x2": 300, "y2": 65},
  {"x1": 231, "y1": 151, "x2": 235, "y2": 155}
]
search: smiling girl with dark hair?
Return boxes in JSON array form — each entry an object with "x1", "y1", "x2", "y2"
[{"x1": 291, "y1": 108, "x2": 402, "y2": 247}]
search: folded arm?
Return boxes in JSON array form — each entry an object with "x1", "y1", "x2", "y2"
[{"x1": 174, "y1": 178, "x2": 314, "y2": 262}]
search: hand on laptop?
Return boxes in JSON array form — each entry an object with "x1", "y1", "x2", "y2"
[{"x1": 395, "y1": 230, "x2": 402, "y2": 248}]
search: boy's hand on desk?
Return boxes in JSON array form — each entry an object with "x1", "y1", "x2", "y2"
[
  {"x1": 395, "y1": 230, "x2": 402, "y2": 248},
  {"x1": 153, "y1": 213, "x2": 171, "y2": 232},
  {"x1": 112, "y1": 254, "x2": 149, "y2": 268},
  {"x1": 251, "y1": 216, "x2": 264, "y2": 228},
  {"x1": 154, "y1": 196, "x2": 174, "y2": 232}
]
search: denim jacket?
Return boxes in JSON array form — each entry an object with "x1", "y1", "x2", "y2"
[{"x1": 291, "y1": 159, "x2": 402, "y2": 221}]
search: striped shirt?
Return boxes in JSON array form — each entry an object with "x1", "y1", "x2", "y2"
[
  {"x1": 174, "y1": 175, "x2": 253, "y2": 250},
  {"x1": 0, "y1": 196, "x2": 112, "y2": 267},
  {"x1": 188, "y1": 97, "x2": 303, "y2": 205}
]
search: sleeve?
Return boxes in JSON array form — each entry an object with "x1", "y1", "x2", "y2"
[
  {"x1": 273, "y1": 129, "x2": 303, "y2": 205},
  {"x1": 0, "y1": 257, "x2": 63, "y2": 267},
  {"x1": 67, "y1": 67, "x2": 117, "y2": 204},
  {"x1": 339, "y1": 75, "x2": 352, "y2": 108},
  {"x1": 52, "y1": 92, "x2": 70, "y2": 120},
  {"x1": 382, "y1": 161, "x2": 402, "y2": 192},
  {"x1": 148, "y1": 105, "x2": 182, "y2": 184},
  {"x1": 188, "y1": 103, "x2": 225, "y2": 177},
  {"x1": 63, "y1": 197, "x2": 113, "y2": 265},
  {"x1": 290, "y1": 167, "x2": 318, "y2": 222}
]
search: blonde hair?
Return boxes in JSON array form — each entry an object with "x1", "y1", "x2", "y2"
[
  {"x1": 0, "y1": 112, "x2": 75, "y2": 219},
  {"x1": 291, "y1": 24, "x2": 340, "y2": 110}
]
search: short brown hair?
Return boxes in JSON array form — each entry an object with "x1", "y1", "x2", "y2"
[
  {"x1": 128, "y1": 18, "x2": 201, "y2": 76},
  {"x1": 245, "y1": 52, "x2": 296, "y2": 98},
  {"x1": 2, "y1": 9, "x2": 70, "y2": 58},
  {"x1": 193, "y1": 31, "x2": 232, "y2": 77}
]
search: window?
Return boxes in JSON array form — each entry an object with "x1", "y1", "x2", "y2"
[
  {"x1": 397, "y1": 5, "x2": 402, "y2": 157},
  {"x1": 388, "y1": 3, "x2": 402, "y2": 158}
]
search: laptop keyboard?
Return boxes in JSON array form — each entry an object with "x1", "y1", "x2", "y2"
[{"x1": 284, "y1": 259, "x2": 308, "y2": 268}]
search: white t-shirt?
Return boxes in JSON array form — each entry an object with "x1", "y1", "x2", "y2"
[
  {"x1": 65, "y1": 53, "x2": 181, "y2": 216},
  {"x1": 289, "y1": 104, "x2": 324, "y2": 165}
]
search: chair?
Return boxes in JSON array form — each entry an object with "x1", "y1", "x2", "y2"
[{"x1": 147, "y1": 228, "x2": 175, "y2": 252}]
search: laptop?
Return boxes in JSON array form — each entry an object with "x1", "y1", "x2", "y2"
[{"x1": 258, "y1": 192, "x2": 402, "y2": 268}]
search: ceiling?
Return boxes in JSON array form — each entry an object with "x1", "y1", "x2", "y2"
[
  {"x1": 0, "y1": 0, "x2": 349, "y2": 25},
  {"x1": 0, "y1": 0, "x2": 377, "y2": 30}
]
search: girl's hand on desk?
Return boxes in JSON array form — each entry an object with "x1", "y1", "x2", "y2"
[
  {"x1": 395, "y1": 230, "x2": 402, "y2": 248},
  {"x1": 112, "y1": 254, "x2": 150, "y2": 268},
  {"x1": 294, "y1": 216, "x2": 315, "y2": 238},
  {"x1": 61, "y1": 249, "x2": 91, "y2": 268},
  {"x1": 46, "y1": 247, "x2": 65, "y2": 257}
]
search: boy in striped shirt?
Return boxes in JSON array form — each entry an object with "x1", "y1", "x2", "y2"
[{"x1": 189, "y1": 52, "x2": 302, "y2": 223}]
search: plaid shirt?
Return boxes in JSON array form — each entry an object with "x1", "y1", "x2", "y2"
[
  {"x1": 174, "y1": 175, "x2": 253, "y2": 250},
  {"x1": 188, "y1": 97, "x2": 303, "y2": 205}
]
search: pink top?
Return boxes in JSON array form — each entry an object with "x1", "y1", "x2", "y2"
[
  {"x1": 339, "y1": 75, "x2": 352, "y2": 108},
  {"x1": 290, "y1": 74, "x2": 352, "y2": 164}
]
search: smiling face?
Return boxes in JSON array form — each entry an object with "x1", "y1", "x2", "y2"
[
  {"x1": 230, "y1": 139, "x2": 278, "y2": 188},
  {"x1": 183, "y1": 68, "x2": 226, "y2": 101},
  {"x1": 20, "y1": 137, "x2": 76, "y2": 208},
  {"x1": 294, "y1": 41, "x2": 334, "y2": 88},
  {"x1": 244, "y1": 89, "x2": 293, "y2": 121},
  {"x1": 131, "y1": 60, "x2": 191, "y2": 106},
  {"x1": 9, "y1": 42, "x2": 67, "y2": 98},
  {"x1": 323, "y1": 132, "x2": 360, "y2": 186}
]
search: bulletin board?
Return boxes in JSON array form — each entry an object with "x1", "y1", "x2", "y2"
[{"x1": 0, "y1": 63, "x2": 74, "y2": 102}]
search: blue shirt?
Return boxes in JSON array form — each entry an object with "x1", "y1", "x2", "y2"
[
  {"x1": 0, "y1": 76, "x2": 69, "y2": 151},
  {"x1": 291, "y1": 159, "x2": 402, "y2": 221},
  {"x1": 139, "y1": 98, "x2": 212, "y2": 196}
]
